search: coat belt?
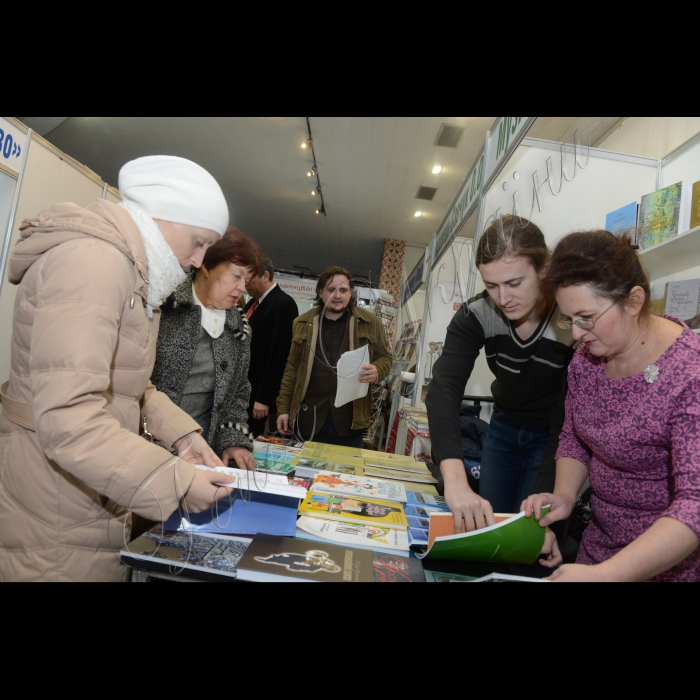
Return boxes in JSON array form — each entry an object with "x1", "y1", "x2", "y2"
[{"x1": 0, "y1": 381, "x2": 36, "y2": 432}]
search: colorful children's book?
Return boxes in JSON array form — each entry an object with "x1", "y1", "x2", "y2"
[
  {"x1": 312, "y1": 471, "x2": 408, "y2": 503},
  {"x1": 254, "y1": 451, "x2": 296, "y2": 475},
  {"x1": 237, "y1": 535, "x2": 425, "y2": 583},
  {"x1": 606, "y1": 202, "x2": 639, "y2": 240},
  {"x1": 417, "y1": 509, "x2": 550, "y2": 565},
  {"x1": 296, "y1": 517, "x2": 411, "y2": 556},
  {"x1": 300, "y1": 492, "x2": 409, "y2": 530},
  {"x1": 664, "y1": 279, "x2": 700, "y2": 323},
  {"x1": 121, "y1": 530, "x2": 251, "y2": 582},
  {"x1": 638, "y1": 181, "x2": 691, "y2": 250},
  {"x1": 364, "y1": 466, "x2": 438, "y2": 485},
  {"x1": 691, "y1": 180, "x2": 700, "y2": 230},
  {"x1": 407, "y1": 492, "x2": 450, "y2": 511}
]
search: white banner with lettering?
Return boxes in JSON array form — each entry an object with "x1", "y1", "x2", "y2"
[
  {"x1": 276, "y1": 275, "x2": 318, "y2": 301},
  {"x1": 0, "y1": 118, "x2": 27, "y2": 174}
]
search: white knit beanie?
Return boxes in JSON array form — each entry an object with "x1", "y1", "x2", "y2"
[{"x1": 118, "y1": 155, "x2": 229, "y2": 236}]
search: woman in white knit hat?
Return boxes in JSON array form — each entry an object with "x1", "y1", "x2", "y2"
[{"x1": 0, "y1": 155, "x2": 238, "y2": 582}]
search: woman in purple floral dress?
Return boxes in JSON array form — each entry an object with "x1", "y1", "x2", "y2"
[{"x1": 524, "y1": 231, "x2": 700, "y2": 582}]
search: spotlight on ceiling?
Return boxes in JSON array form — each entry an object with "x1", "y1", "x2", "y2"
[
  {"x1": 432, "y1": 166, "x2": 443, "y2": 175},
  {"x1": 316, "y1": 207, "x2": 325, "y2": 215},
  {"x1": 312, "y1": 187, "x2": 321, "y2": 196},
  {"x1": 301, "y1": 139, "x2": 313, "y2": 150},
  {"x1": 415, "y1": 212, "x2": 423, "y2": 218},
  {"x1": 307, "y1": 165, "x2": 318, "y2": 177}
]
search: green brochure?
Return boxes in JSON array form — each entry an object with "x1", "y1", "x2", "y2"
[{"x1": 419, "y1": 508, "x2": 551, "y2": 566}]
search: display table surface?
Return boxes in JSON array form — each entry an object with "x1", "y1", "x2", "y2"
[{"x1": 124, "y1": 461, "x2": 551, "y2": 583}]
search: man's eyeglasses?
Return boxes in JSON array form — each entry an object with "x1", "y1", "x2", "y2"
[{"x1": 557, "y1": 303, "x2": 616, "y2": 331}]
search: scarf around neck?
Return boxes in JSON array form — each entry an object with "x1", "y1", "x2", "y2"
[{"x1": 120, "y1": 200, "x2": 186, "y2": 317}]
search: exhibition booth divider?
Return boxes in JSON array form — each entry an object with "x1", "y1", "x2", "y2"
[
  {"x1": 393, "y1": 116, "x2": 700, "y2": 455},
  {"x1": 0, "y1": 116, "x2": 121, "y2": 389}
]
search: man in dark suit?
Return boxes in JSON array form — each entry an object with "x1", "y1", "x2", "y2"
[{"x1": 245, "y1": 255, "x2": 299, "y2": 438}]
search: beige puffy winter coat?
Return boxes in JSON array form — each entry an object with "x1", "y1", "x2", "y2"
[{"x1": 0, "y1": 200, "x2": 200, "y2": 582}]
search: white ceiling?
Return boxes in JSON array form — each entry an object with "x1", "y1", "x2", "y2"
[
  {"x1": 19, "y1": 117, "x2": 496, "y2": 280},
  {"x1": 18, "y1": 116, "x2": 625, "y2": 281}
]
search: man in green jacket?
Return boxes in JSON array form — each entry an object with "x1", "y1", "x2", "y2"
[{"x1": 277, "y1": 266, "x2": 393, "y2": 448}]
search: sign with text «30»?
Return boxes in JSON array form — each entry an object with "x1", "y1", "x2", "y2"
[{"x1": 0, "y1": 118, "x2": 27, "y2": 174}]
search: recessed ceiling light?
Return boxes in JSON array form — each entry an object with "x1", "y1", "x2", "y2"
[
  {"x1": 415, "y1": 212, "x2": 423, "y2": 218},
  {"x1": 432, "y1": 166, "x2": 442, "y2": 175}
]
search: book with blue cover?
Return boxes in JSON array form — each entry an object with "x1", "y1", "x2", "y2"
[
  {"x1": 406, "y1": 492, "x2": 450, "y2": 511},
  {"x1": 606, "y1": 202, "x2": 638, "y2": 241}
]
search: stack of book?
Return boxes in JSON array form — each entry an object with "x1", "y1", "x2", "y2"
[
  {"x1": 295, "y1": 471, "x2": 412, "y2": 556},
  {"x1": 404, "y1": 492, "x2": 451, "y2": 548}
]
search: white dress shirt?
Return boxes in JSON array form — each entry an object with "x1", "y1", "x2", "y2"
[{"x1": 257, "y1": 283, "x2": 277, "y2": 307}]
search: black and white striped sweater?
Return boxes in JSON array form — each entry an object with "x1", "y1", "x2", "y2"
[{"x1": 426, "y1": 291, "x2": 576, "y2": 471}]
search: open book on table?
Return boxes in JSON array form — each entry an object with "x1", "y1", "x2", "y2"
[{"x1": 417, "y1": 508, "x2": 551, "y2": 565}]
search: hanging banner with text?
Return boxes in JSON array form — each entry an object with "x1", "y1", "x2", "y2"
[
  {"x1": 0, "y1": 118, "x2": 27, "y2": 174},
  {"x1": 432, "y1": 149, "x2": 485, "y2": 269},
  {"x1": 484, "y1": 116, "x2": 535, "y2": 187},
  {"x1": 276, "y1": 275, "x2": 318, "y2": 301}
]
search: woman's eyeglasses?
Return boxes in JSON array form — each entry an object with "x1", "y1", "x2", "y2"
[{"x1": 557, "y1": 303, "x2": 616, "y2": 331}]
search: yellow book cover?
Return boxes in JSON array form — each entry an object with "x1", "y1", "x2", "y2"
[
  {"x1": 361, "y1": 450, "x2": 418, "y2": 466},
  {"x1": 692, "y1": 181, "x2": 700, "y2": 230},
  {"x1": 300, "y1": 450, "x2": 365, "y2": 469},
  {"x1": 305, "y1": 442, "x2": 364, "y2": 458},
  {"x1": 397, "y1": 482, "x2": 439, "y2": 497},
  {"x1": 364, "y1": 466, "x2": 438, "y2": 485},
  {"x1": 299, "y1": 492, "x2": 409, "y2": 530},
  {"x1": 363, "y1": 456, "x2": 432, "y2": 474}
]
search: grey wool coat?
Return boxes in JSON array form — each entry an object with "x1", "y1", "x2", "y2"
[{"x1": 151, "y1": 277, "x2": 254, "y2": 457}]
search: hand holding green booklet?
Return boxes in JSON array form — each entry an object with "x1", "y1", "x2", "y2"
[{"x1": 418, "y1": 508, "x2": 551, "y2": 565}]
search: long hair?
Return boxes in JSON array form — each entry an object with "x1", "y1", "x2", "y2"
[{"x1": 315, "y1": 266, "x2": 356, "y2": 308}]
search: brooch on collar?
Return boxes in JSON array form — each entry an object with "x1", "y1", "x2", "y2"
[{"x1": 644, "y1": 364, "x2": 660, "y2": 385}]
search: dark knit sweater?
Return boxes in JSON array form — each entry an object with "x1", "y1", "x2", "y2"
[{"x1": 426, "y1": 291, "x2": 576, "y2": 492}]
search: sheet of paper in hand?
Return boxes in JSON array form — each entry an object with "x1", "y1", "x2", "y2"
[{"x1": 335, "y1": 345, "x2": 370, "y2": 409}]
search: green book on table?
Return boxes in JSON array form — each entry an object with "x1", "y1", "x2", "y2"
[{"x1": 417, "y1": 509, "x2": 551, "y2": 566}]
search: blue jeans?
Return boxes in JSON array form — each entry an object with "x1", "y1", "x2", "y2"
[{"x1": 479, "y1": 406, "x2": 549, "y2": 514}]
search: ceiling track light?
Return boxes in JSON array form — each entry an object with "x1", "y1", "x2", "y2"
[{"x1": 304, "y1": 117, "x2": 327, "y2": 217}]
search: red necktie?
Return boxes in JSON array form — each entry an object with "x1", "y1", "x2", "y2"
[{"x1": 246, "y1": 300, "x2": 259, "y2": 320}]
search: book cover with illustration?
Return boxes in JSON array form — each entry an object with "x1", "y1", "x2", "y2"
[
  {"x1": 407, "y1": 492, "x2": 450, "y2": 511},
  {"x1": 638, "y1": 182, "x2": 691, "y2": 250},
  {"x1": 417, "y1": 509, "x2": 550, "y2": 565},
  {"x1": 254, "y1": 451, "x2": 296, "y2": 475},
  {"x1": 121, "y1": 530, "x2": 251, "y2": 582},
  {"x1": 237, "y1": 535, "x2": 425, "y2": 583},
  {"x1": 312, "y1": 471, "x2": 408, "y2": 503},
  {"x1": 606, "y1": 202, "x2": 639, "y2": 240},
  {"x1": 296, "y1": 517, "x2": 411, "y2": 556},
  {"x1": 364, "y1": 466, "x2": 438, "y2": 485},
  {"x1": 692, "y1": 180, "x2": 700, "y2": 230},
  {"x1": 293, "y1": 457, "x2": 363, "y2": 477},
  {"x1": 664, "y1": 279, "x2": 700, "y2": 326},
  {"x1": 300, "y1": 493, "x2": 409, "y2": 530}
]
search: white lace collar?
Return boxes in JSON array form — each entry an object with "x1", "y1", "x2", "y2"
[
  {"x1": 192, "y1": 283, "x2": 227, "y2": 339},
  {"x1": 120, "y1": 200, "x2": 186, "y2": 317}
]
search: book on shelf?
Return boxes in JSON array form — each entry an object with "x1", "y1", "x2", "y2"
[
  {"x1": 664, "y1": 279, "x2": 700, "y2": 329},
  {"x1": 312, "y1": 471, "x2": 408, "y2": 503},
  {"x1": 425, "y1": 571, "x2": 545, "y2": 584},
  {"x1": 407, "y1": 492, "x2": 450, "y2": 511},
  {"x1": 364, "y1": 466, "x2": 439, "y2": 485},
  {"x1": 692, "y1": 180, "x2": 700, "y2": 230},
  {"x1": 299, "y1": 492, "x2": 409, "y2": 530},
  {"x1": 638, "y1": 181, "x2": 692, "y2": 251},
  {"x1": 121, "y1": 530, "x2": 251, "y2": 582},
  {"x1": 163, "y1": 468, "x2": 306, "y2": 538},
  {"x1": 417, "y1": 509, "x2": 550, "y2": 565},
  {"x1": 606, "y1": 202, "x2": 639, "y2": 240},
  {"x1": 236, "y1": 535, "x2": 426, "y2": 583},
  {"x1": 296, "y1": 517, "x2": 411, "y2": 557}
]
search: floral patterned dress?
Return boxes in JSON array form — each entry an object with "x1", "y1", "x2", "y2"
[{"x1": 557, "y1": 318, "x2": 700, "y2": 582}]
